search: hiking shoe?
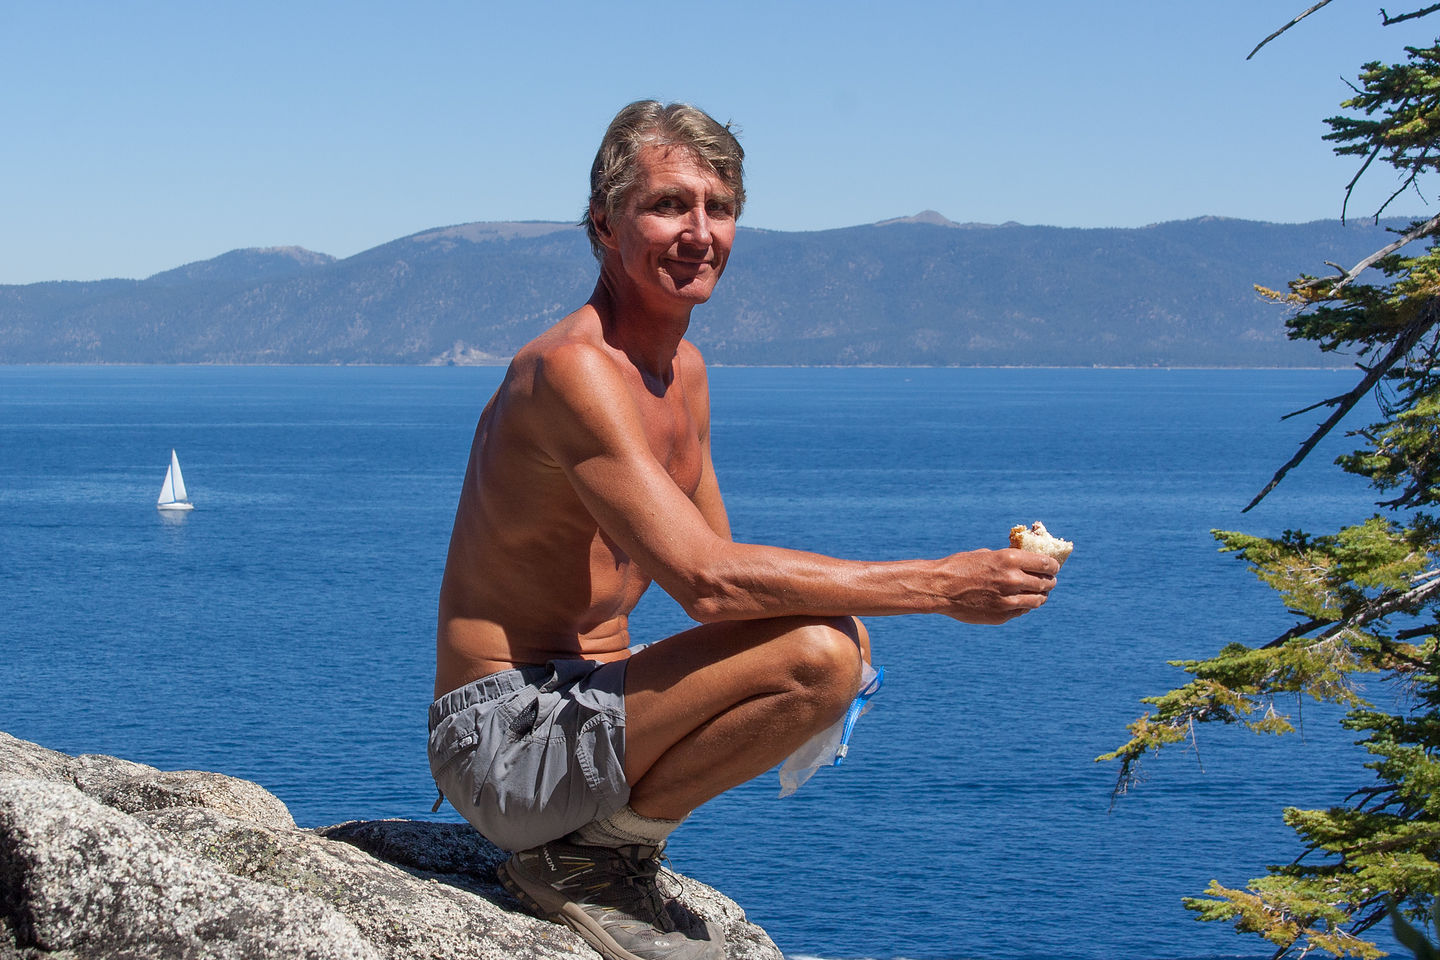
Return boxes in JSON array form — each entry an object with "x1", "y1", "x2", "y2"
[{"x1": 497, "y1": 839, "x2": 725, "y2": 960}]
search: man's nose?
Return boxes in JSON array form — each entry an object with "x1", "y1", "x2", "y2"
[{"x1": 681, "y1": 206, "x2": 712, "y2": 245}]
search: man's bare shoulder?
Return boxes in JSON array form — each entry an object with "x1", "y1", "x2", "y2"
[
  {"x1": 506, "y1": 305, "x2": 601, "y2": 379},
  {"x1": 500, "y1": 308, "x2": 623, "y2": 407},
  {"x1": 500, "y1": 308, "x2": 642, "y2": 456}
]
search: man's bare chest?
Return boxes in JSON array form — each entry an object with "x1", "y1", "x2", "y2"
[{"x1": 634, "y1": 389, "x2": 703, "y2": 497}]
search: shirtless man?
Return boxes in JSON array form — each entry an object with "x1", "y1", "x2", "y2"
[{"x1": 428, "y1": 101, "x2": 1059, "y2": 960}]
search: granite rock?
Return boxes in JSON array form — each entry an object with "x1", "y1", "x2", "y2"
[{"x1": 0, "y1": 732, "x2": 782, "y2": 960}]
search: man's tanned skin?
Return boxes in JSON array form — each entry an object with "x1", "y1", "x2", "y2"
[{"x1": 436, "y1": 141, "x2": 1059, "y2": 822}]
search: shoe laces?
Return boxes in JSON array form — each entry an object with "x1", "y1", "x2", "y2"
[
  {"x1": 596, "y1": 846, "x2": 674, "y2": 929},
  {"x1": 654, "y1": 849, "x2": 683, "y2": 902}
]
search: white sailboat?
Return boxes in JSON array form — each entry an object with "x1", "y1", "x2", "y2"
[{"x1": 156, "y1": 449, "x2": 194, "y2": 511}]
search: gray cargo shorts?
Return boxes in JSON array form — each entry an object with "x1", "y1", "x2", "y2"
[{"x1": 427, "y1": 658, "x2": 630, "y2": 853}]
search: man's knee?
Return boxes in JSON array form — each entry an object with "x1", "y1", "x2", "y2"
[{"x1": 778, "y1": 616, "x2": 864, "y2": 714}]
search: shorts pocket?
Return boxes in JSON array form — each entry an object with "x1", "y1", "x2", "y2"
[
  {"x1": 430, "y1": 691, "x2": 532, "y2": 820},
  {"x1": 427, "y1": 710, "x2": 480, "y2": 782},
  {"x1": 501, "y1": 687, "x2": 543, "y2": 741},
  {"x1": 574, "y1": 709, "x2": 626, "y2": 802},
  {"x1": 476, "y1": 698, "x2": 625, "y2": 848}
]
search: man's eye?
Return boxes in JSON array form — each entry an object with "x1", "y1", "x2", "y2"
[
  {"x1": 707, "y1": 201, "x2": 735, "y2": 219},
  {"x1": 655, "y1": 197, "x2": 682, "y2": 211}
]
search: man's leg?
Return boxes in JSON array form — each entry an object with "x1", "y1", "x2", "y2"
[
  {"x1": 622, "y1": 614, "x2": 868, "y2": 820},
  {"x1": 498, "y1": 616, "x2": 867, "y2": 960}
]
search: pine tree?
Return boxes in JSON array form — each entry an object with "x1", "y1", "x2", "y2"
[{"x1": 1101, "y1": 5, "x2": 1440, "y2": 957}]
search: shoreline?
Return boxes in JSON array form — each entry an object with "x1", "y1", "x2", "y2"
[{"x1": 0, "y1": 361, "x2": 1360, "y2": 371}]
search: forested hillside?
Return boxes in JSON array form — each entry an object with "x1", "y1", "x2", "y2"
[{"x1": 0, "y1": 215, "x2": 1405, "y2": 366}]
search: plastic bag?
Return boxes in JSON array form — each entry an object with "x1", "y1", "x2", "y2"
[{"x1": 777, "y1": 662, "x2": 883, "y2": 797}]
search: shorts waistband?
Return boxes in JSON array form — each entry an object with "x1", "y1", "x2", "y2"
[{"x1": 429, "y1": 665, "x2": 552, "y2": 730}]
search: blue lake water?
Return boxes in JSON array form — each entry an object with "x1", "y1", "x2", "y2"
[{"x1": 0, "y1": 365, "x2": 1403, "y2": 960}]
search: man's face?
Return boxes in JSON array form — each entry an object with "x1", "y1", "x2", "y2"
[{"x1": 596, "y1": 144, "x2": 737, "y2": 309}]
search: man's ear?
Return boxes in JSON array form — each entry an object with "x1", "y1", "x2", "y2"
[{"x1": 591, "y1": 201, "x2": 618, "y2": 251}]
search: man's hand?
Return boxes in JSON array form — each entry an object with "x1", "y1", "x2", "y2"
[{"x1": 939, "y1": 548, "x2": 1059, "y2": 625}]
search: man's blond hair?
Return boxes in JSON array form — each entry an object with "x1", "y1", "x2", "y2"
[{"x1": 583, "y1": 101, "x2": 746, "y2": 260}]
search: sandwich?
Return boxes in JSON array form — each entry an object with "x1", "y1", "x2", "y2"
[{"x1": 1009, "y1": 521, "x2": 1073, "y2": 566}]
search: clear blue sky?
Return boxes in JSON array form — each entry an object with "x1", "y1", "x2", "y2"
[{"x1": 2, "y1": 1, "x2": 1435, "y2": 284}]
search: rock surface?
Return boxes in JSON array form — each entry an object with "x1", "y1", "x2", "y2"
[{"x1": 0, "y1": 732, "x2": 782, "y2": 959}]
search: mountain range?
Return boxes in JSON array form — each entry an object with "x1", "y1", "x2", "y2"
[{"x1": 0, "y1": 213, "x2": 1408, "y2": 366}]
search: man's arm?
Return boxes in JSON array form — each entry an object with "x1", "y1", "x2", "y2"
[{"x1": 529, "y1": 342, "x2": 1056, "y2": 625}]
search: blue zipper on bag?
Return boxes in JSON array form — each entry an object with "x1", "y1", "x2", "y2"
[{"x1": 834, "y1": 665, "x2": 884, "y2": 766}]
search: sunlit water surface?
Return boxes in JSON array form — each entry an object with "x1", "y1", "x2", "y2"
[{"x1": 0, "y1": 365, "x2": 1404, "y2": 960}]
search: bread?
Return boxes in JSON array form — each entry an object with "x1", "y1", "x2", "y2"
[{"x1": 1009, "y1": 521, "x2": 1073, "y2": 566}]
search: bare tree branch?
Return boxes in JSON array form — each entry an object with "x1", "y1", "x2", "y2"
[
  {"x1": 1245, "y1": 305, "x2": 1439, "y2": 511},
  {"x1": 1300, "y1": 211, "x2": 1440, "y2": 295},
  {"x1": 1255, "y1": 574, "x2": 1440, "y2": 650},
  {"x1": 1341, "y1": 142, "x2": 1385, "y2": 223},
  {"x1": 1322, "y1": 573, "x2": 1440, "y2": 636},
  {"x1": 1376, "y1": 174, "x2": 1420, "y2": 222},
  {"x1": 1381, "y1": 3, "x2": 1440, "y2": 25},
  {"x1": 1248, "y1": 1, "x2": 1336, "y2": 60},
  {"x1": 1261, "y1": 617, "x2": 1334, "y2": 648},
  {"x1": 1282, "y1": 389, "x2": 1361, "y2": 420},
  {"x1": 1374, "y1": 142, "x2": 1434, "y2": 221}
]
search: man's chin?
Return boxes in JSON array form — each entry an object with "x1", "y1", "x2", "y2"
[
  {"x1": 666, "y1": 286, "x2": 715, "y2": 306},
  {"x1": 662, "y1": 268, "x2": 721, "y2": 303}
]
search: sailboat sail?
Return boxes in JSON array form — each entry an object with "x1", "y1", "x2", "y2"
[
  {"x1": 157, "y1": 450, "x2": 193, "y2": 510},
  {"x1": 167, "y1": 450, "x2": 188, "y2": 502}
]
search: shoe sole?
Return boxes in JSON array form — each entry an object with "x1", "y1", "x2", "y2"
[{"x1": 497, "y1": 858, "x2": 661, "y2": 960}]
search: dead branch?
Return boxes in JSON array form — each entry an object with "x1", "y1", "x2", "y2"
[
  {"x1": 1244, "y1": 304, "x2": 1439, "y2": 511},
  {"x1": 1259, "y1": 576, "x2": 1439, "y2": 650},
  {"x1": 1326, "y1": 575, "x2": 1440, "y2": 635},
  {"x1": 1375, "y1": 145, "x2": 1434, "y2": 221},
  {"x1": 1261, "y1": 617, "x2": 1334, "y2": 649},
  {"x1": 1381, "y1": 3, "x2": 1440, "y2": 25},
  {"x1": 1326, "y1": 211, "x2": 1440, "y2": 294},
  {"x1": 1281, "y1": 389, "x2": 1359, "y2": 420},
  {"x1": 1248, "y1": 1, "x2": 1336, "y2": 60},
  {"x1": 1341, "y1": 142, "x2": 1385, "y2": 223}
]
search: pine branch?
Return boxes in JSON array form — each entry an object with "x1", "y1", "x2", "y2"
[
  {"x1": 1248, "y1": 1, "x2": 1336, "y2": 60},
  {"x1": 1338, "y1": 828, "x2": 1440, "y2": 858},
  {"x1": 1346, "y1": 783, "x2": 1397, "y2": 805},
  {"x1": 1348, "y1": 901, "x2": 1392, "y2": 937},
  {"x1": 1381, "y1": 3, "x2": 1440, "y2": 25}
]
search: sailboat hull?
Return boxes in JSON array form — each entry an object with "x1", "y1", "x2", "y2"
[{"x1": 157, "y1": 502, "x2": 194, "y2": 512}]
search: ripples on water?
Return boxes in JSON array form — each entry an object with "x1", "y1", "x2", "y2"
[{"x1": 0, "y1": 366, "x2": 1400, "y2": 960}]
